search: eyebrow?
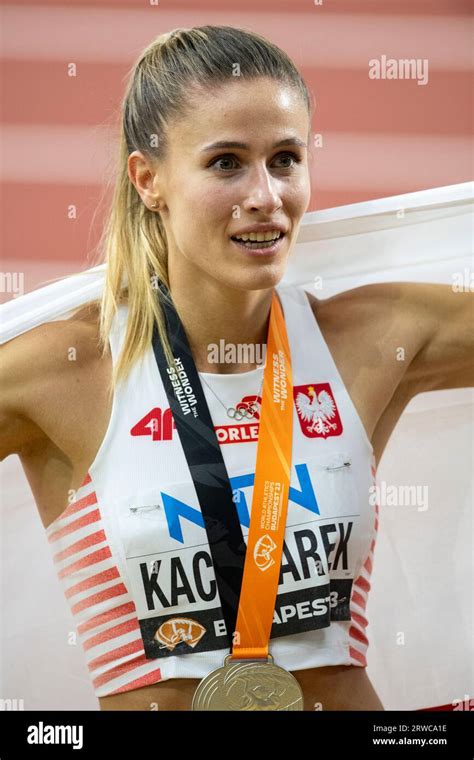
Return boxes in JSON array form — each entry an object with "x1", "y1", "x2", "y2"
[{"x1": 201, "y1": 137, "x2": 307, "y2": 152}]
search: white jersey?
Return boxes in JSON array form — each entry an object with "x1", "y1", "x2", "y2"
[{"x1": 45, "y1": 283, "x2": 379, "y2": 698}]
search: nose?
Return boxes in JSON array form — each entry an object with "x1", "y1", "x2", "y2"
[{"x1": 241, "y1": 164, "x2": 283, "y2": 214}]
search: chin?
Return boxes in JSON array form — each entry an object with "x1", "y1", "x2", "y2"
[{"x1": 232, "y1": 266, "x2": 285, "y2": 292}]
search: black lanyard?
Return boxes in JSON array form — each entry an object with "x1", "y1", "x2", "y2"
[{"x1": 151, "y1": 281, "x2": 249, "y2": 647}]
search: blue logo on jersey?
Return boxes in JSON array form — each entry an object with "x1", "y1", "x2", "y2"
[{"x1": 161, "y1": 463, "x2": 320, "y2": 543}]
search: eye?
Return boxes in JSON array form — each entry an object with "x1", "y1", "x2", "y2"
[
  {"x1": 208, "y1": 151, "x2": 302, "y2": 172},
  {"x1": 210, "y1": 155, "x2": 238, "y2": 172},
  {"x1": 273, "y1": 152, "x2": 302, "y2": 168}
]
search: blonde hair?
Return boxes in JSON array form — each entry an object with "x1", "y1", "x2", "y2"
[{"x1": 51, "y1": 25, "x2": 313, "y2": 394}]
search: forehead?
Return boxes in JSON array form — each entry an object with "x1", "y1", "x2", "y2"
[{"x1": 168, "y1": 78, "x2": 309, "y2": 152}]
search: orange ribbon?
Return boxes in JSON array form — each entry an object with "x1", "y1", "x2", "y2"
[{"x1": 231, "y1": 290, "x2": 293, "y2": 660}]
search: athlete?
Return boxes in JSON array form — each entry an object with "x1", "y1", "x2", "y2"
[{"x1": 1, "y1": 26, "x2": 472, "y2": 712}]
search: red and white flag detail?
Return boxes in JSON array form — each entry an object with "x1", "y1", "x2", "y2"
[{"x1": 293, "y1": 382, "x2": 343, "y2": 438}]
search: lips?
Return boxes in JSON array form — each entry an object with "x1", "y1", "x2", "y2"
[{"x1": 230, "y1": 223, "x2": 288, "y2": 237}]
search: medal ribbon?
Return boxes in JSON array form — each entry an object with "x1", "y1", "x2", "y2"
[
  {"x1": 231, "y1": 292, "x2": 292, "y2": 660},
  {"x1": 151, "y1": 282, "x2": 292, "y2": 661}
]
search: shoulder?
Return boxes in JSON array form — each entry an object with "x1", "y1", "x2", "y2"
[
  {"x1": 302, "y1": 281, "x2": 418, "y2": 333},
  {"x1": 0, "y1": 301, "x2": 105, "y2": 459},
  {"x1": 301, "y1": 283, "x2": 428, "y2": 383},
  {"x1": 302, "y1": 282, "x2": 385, "y2": 326},
  {"x1": 4, "y1": 300, "x2": 103, "y2": 380}
]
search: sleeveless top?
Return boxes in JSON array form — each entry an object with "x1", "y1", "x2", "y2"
[{"x1": 44, "y1": 284, "x2": 380, "y2": 698}]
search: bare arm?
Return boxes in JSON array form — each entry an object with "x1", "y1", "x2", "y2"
[
  {"x1": 399, "y1": 282, "x2": 474, "y2": 392},
  {"x1": 0, "y1": 330, "x2": 49, "y2": 460}
]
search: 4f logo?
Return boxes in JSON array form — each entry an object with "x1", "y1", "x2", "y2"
[
  {"x1": 131, "y1": 407, "x2": 176, "y2": 441},
  {"x1": 294, "y1": 382, "x2": 343, "y2": 438}
]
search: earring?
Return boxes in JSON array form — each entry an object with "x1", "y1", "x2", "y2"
[{"x1": 151, "y1": 200, "x2": 159, "y2": 209}]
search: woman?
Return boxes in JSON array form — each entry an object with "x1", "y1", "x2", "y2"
[{"x1": 1, "y1": 26, "x2": 471, "y2": 712}]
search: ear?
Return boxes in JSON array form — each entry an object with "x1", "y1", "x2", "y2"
[{"x1": 127, "y1": 150, "x2": 166, "y2": 211}]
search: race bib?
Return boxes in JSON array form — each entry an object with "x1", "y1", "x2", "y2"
[{"x1": 112, "y1": 450, "x2": 366, "y2": 659}]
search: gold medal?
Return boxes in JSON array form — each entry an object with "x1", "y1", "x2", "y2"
[{"x1": 192, "y1": 654, "x2": 304, "y2": 711}]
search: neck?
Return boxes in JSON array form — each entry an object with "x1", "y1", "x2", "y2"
[{"x1": 167, "y1": 270, "x2": 275, "y2": 375}]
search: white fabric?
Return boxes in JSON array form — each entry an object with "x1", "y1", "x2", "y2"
[{"x1": 1, "y1": 181, "x2": 472, "y2": 709}]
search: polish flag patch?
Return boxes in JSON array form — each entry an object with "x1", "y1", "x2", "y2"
[{"x1": 293, "y1": 382, "x2": 343, "y2": 438}]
